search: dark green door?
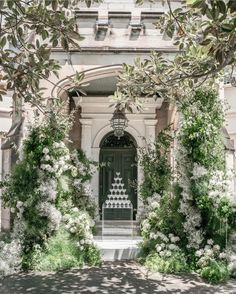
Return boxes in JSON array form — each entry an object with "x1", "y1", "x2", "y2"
[{"x1": 99, "y1": 132, "x2": 137, "y2": 220}]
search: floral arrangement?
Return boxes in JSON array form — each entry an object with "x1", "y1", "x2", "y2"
[
  {"x1": 0, "y1": 109, "x2": 100, "y2": 276},
  {"x1": 138, "y1": 128, "x2": 172, "y2": 204},
  {"x1": 63, "y1": 208, "x2": 95, "y2": 250},
  {"x1": 139, "y1": 87, "x2": 236, "y2": 283}
]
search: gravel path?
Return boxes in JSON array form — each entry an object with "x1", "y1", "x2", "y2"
[{"x1": 0, "y1": 261, "x2": 236, "y2": 294}]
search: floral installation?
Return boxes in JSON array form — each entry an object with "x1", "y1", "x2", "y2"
[
  {"x1": 139, "y1": 87, "x2": 236, "y2": 283},
  {"x1": 63, "y1": 208, "x2": 95, "y2": 251},
  {"x1": 0, "y1": 108, "x2": 100, "y2": 276}
]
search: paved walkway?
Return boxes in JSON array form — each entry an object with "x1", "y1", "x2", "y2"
[{"x1": 0, "y1": 261, "x2": 236, "y2": 294}]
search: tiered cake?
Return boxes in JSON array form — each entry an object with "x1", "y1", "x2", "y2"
[{"x1": 103, "y1": 172, "x2": 132, "y2": 209}]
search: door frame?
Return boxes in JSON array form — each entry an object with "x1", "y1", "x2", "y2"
[{"x1": 99, "y1": 132, "x2": 138, "y2": 220}]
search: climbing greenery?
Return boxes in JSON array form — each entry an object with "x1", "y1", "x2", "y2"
[
  {"x1": 139, "y1": 87, "x2": 236, "y2": 283},
  {"x1": 0, "y1": 109, "x2": 100, "y2": 275},
  {"x1": 138, "y1": 128, "x2": 172, "y2": 203}
]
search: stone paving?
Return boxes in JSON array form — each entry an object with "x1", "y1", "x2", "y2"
[{"x1": 0, "y1": 261, "x2": 236, "y2": 294}]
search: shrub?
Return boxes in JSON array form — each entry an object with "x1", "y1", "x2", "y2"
[
  {"x1": 199, "y1": 260, "x2": 229, "y2": 284},
  {"x1": 31, "y1": 228, "x2": 101, "y2": 271},
  {"x1": 145, "y1": 251, "x2": 189, "y2": 274}
]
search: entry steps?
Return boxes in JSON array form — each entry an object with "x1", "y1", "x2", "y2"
[
  {"x1": 94, "y1": 220, "x2": 142, "y2": 261},
  {"x1": 95, "y1": 220, "x2": 140, "y2": 237},
  {"x1": 94, "y1": 236, "x2": 142, "y2": 261}
]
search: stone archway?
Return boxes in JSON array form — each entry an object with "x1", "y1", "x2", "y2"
[{"x1": 99, "y1": 131, "x2": 138, "y2": 220}]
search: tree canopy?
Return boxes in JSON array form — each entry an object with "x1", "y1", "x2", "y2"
[
  {"x1": 0, "y1": 0, "x2": 235, "y2": 111},
  {"x1": 114, "y1": 0, "x2": 236, "y2": 110},
  {"x1": 0, "y1": 0, "x2": 101, "y2": 111}
]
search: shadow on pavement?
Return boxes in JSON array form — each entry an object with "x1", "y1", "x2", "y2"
[{"x1": 0, "y1": 261, "x2": 235, "y2": 294}]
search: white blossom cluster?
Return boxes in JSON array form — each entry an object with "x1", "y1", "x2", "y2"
[
  {"x1": 155, "y1": 233, "x2": 181, "y2": 258},
  {"x1": 37, "y1": 202, "x2": 62, "y2": 230},
  {"x1": 191, "y1": 163, "x2": 208, "y2": 179},
  {"x1": 0, "y1": 239, "x2": 22, "y2": 277},
  {"x1": 40, "y1": 143, "x2": 71, "y2": 176},
  {"x1": 177, "y1": 145, "x2": 203, "y2": 249},
  {"x1": 63, "y1": 208, "x2": 94, "y2": 250},
  {"x1": 195, "y1": 240, "x2": 227, "y2": 268},
  {"x1": 208, "y1": 169, "x2": 235, "y2": 206},
  {"x1": 33, "y1": 140, "x2": 71, "y2": 232}
]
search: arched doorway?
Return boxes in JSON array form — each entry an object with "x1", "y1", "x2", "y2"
[{"x1": 99, "y1": 132, "x2": 137, "y2": 220}]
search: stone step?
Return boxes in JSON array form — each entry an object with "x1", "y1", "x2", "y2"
[
  {"x1": 94, "y1": 236, "x2": 142, "y2": 261},
  {"x1": 94, "y1": 220, "x2": 140, "y2": 236}
]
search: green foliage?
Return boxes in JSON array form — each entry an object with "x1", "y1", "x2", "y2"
[
  {"x1": 139, "y1": 128, "x2": 172, "y2": 203},
  {"x1": 31, "y1": 228, "x2": 101, "y2": 271},
  {"x1": 0, "y1": 0, "x2": 103, "y2": 105},
  {"x1": 0, "y1": 111, "x2": 100, "y2": 274},
  {"x1": 199, "y1": 260, "x2": 229, "y2": 284},
  {"x1": 145, "y1": 251, "x2": 189, "y2": 274},
  {"x1": 138, "y1": 87, "x2": 236, "y2": 284},
  {"x1": 179, "y1": 88, "x2": 225, "y2": 169}
]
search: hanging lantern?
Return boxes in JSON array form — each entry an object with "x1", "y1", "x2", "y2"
[{"x1": 110, "y1": 109, "x2": 128, "y2": 139}]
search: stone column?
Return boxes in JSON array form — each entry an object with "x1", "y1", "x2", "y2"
[
  {"x1": 144, "y1": 119, "x2": 158, "y2": 144},
  {"x1": 91, "y1": 147, "x2": 100, "y2": 219},
  {"x1": 79, "y1": 119, "x2": 93, "y2": 158}
]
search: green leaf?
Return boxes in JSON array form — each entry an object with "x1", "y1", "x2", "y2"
[
  {"x1": 221, "y1": 23, "x2": 234, "y2": 32},
  {"x1": 199, "y1": 38, "x2": 212, "y2": 46},
  {"x1": 217, "y1": 1, "x2": 226, "y2": 15},
  {"x1": 188, "y1": 0, "x2": 204, "y2": 8},
  {"x1": 61, "y1": 37, "x2": 69, "y2": 51},
  {"x1": 63, "y1": 0, "x2": 69, "y2": 8},
  {"x1": 0, "y1": 36, "x2": 7, "y2": 48},
  {"x1": 51, "y1": 0, "x2": 58, "y2": 11},
  {"x1": 17, "y1": 27, "x2": 24, "y2": 37},
  {"x1": 52, "y1": 39, "x2": 58, "y2": 47},
  {"x1": 7, "y1": 0, "x2": 14, "y2": 9},
  {"x1": 45, "y1": 0, "x2": 51, "y2": 6}
]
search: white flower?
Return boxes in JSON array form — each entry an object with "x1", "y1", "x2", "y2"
[
  {"x1": 43, "y1": 147, "x2": 49, "y2": 154},
  {"x1": 213, "y1": 244, "x2": 220, "y2": 252},
  {"x1": 44, "y1": 155, "x2": 50, "y2": 161},
  {"x1": 169, "y1": 244, "x2": 179, "y2": 251},
  {"x1": 16, "y1": 201, "x2": 23, "y2": 209},
  {"x1": 165, "y1": 250, "x2": 172, "y2": 257},
  {"x1": 171, "y1": 236, "x2": 180, "y2": 243},
  {"x1": 52, "y1": 142, "x2": 60, "y2": 148},
  {"x1": 151, "y1": 201, "x2": 159, "y2": 209},
  {"x1": 195, "y1": 249, "x2": 203, "y2": 257},
  {"x1": 156, "y1": 245, "x2": 162, "y2": 252},
  {"x1": 207, "y1": 239, "x2": 214, "y2": 245},
  {"x1": 72, "y1": 207, "x2": 79, "y2": 213},
  {"x1": 219, "y1": 252, "x2": 227, "y2": 259},
  {"x1": 159, "y1": 251, "x2": 165, "y2": 257},
  {"x1": 192, "y1": 163, "x2": 208, "y2": 179},
  {"x1": 10, "y1": 207, "x2": 15, "y2": 213}
]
